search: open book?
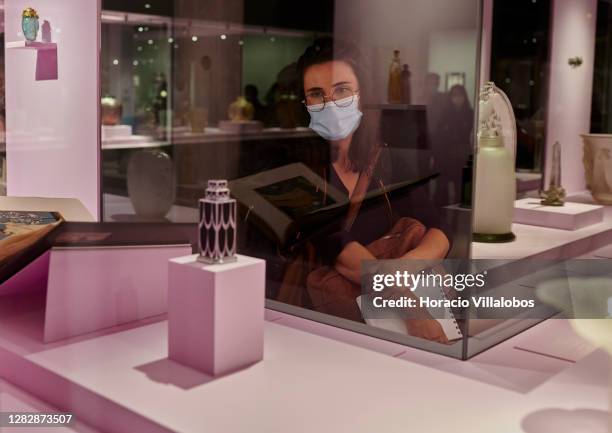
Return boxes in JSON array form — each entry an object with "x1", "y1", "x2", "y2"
[
  {"x1": 230, "y1": 163, "x2": 438, "y2": 247},
  {"x1": 0, "y1": 220, "x2": 199, "y2": 286},
  {"x1": 0, "y1": 211, "x2": 63, "y2": 275}
]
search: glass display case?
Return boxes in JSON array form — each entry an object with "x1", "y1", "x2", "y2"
[
  {"x1": 0, "y1": 5, "x2": 610, "y2": 431},
  {"x1": 94, "y1": 0, "x2": 603, "y2": 360}
]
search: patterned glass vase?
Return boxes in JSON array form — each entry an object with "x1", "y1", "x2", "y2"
[
  {"x1": 22, "y1": 7, "x2": 39, "y2": 42},
  {"x1": 198, "y1": 180, "x2": 237, "y2": 264}
]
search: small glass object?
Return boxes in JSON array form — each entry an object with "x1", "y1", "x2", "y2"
[
  {"x1": 198, "y1": 180, "x2": 237, "y2": 264},
  {"x1": 540, "y1": 141, "x2": 566, "y2": 206},
  {"x1": 22, "y1": 7, "x2": 40, "y2": 42}
]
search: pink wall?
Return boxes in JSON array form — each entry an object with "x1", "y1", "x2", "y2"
[
  {"x1": 5, "y1": 0, "x2": 100, "y2": 219},
  {"x1": 545, "y1": 0, "x2": 598, "y2": 194}
]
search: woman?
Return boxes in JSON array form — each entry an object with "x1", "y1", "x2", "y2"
[{"x1": 292, "y1": 38, "x2": 451, "y2": 343}]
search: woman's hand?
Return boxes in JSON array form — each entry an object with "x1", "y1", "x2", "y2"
[
  {"x1": 401, "y1": 228, "x2": 451, "y2": 343},
  {"x1": 333, "y1": 230, "x2": 451, "y2": 344},
  {"x1": 405, "y1": 318, "x2": 449, "y2": 344}
]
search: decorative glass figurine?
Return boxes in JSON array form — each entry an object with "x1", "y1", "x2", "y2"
[
  {"x1": 22, "y1": 7, "x2": 40, "y2": 42},
  {"x1": 228, "y1": 96, "x2": 254, "y2": 122},
  {"x1": 472, "y1": 82, "x2": 517, "y2": 243},
  {"x1": 540, "y1": 141, "x2": 566, "y2": 206},
  {"x1": 198, "y1": 180, "x2": 237, "y2": 264}
]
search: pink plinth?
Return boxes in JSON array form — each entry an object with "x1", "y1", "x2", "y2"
[
  {"x1": 1, "y1": 244, "x2": 191, "y2": 343},
  {"x1": 43, "y1": 245, "x2": 192, "y2": 343},
  {"x1": 168, "y1": 254, "x2": 266, "y2": 376}
]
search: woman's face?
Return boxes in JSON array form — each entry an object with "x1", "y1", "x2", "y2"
[{"x1": 303, "y1": 60, "x2": 360, "y2": 109}]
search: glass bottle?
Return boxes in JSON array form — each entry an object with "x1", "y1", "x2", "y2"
[
  {"x1": 473, "y1": 82, "x2": 517, "y2": 243},
  {"x1": 388, "y1": 50, "x2": 402, "y2": 104},
  {"x1": 198, "y1": 180, "x2": 237, "y2": 264}
]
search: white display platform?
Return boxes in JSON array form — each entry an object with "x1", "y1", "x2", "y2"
[
  {"x1": 168, "y1": 255, "x2": 265, "y2": 375},
  {"x1": 101, "y1": 125, "x2": 133, "y2": 141},
  {"x1": 474, "y1": 194, "x2": 612, "y2": 260},
  {"x1": 514, "y1": 198, "x2": 604, "y2": 230},
  {"x1": 101, "y1": 135, "x2": 168, "y2": 150},
  {"x1": 0, "y1": 291, "x2": 608, "y2": 433}
]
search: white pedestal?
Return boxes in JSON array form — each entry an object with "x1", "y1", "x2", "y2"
[
  {"x1": 101, "y1": 124, "x2": 133, "y2": 140},
  {"x1": 513, "y1": 198, "x2": 604, "y2": 230},
  {"x1": 168, "y1": 254, "x2": 266, "y2": 376}
]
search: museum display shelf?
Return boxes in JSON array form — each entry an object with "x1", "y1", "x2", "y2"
[
  {"x1": 6, "y1": 41, "x2": 57, "y2": 50},
  {"x1": 473, "y1": 193, "x2": 612, "y2": 260},
  {"x1": 169, "y1": 127, "x2": 317, "y2": 146},
  {"x1": 100, "y1": 128, "x2": 317, "y2": 150},
  {"x1": 102, "y1": 136, "x2": 170, "y2": 151}
]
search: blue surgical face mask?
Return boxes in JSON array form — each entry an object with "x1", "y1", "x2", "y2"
[{"x1": 307, "y1": 95, "x2": 363, "y2": 141}]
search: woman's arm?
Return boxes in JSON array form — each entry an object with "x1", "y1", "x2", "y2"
[
  {"x1": 402, "y1": 228, "x2": 449, "y2": 260},
  {"x1": 333, "y1": 240, "x2": 376, "y2": 284},
  {"x1": 400, "y1": 228, "x2": 450, "y2": 343},
  {"x1": 333, "y1": 228, "x2": 449, "y2": 286},
  {"x1": 329, "y1": 225, "x2": 451, "y2": 344},
  {"x1": 333, "y1": 238, "x2": 450, "y2": 344}
]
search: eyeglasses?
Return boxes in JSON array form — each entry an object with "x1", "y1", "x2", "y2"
[{"x1": 303, "y1": 87, "x2": 360, "y2": 112}]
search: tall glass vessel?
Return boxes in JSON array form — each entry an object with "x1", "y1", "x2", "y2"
[{"x1": 473, "y1": 82, "x2": 517, "y2": 242}]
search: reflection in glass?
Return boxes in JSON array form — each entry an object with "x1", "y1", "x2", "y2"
[
  {"x1": 93, "y1": 0, "x2": 534, "y2": 359},
  {"x1": 490, "y1": 0, "x2": 551, "y2": 181}
]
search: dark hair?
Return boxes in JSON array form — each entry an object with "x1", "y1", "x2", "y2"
[
  {"x1": 244, "y1": 84, "x2": 258, "y2": 98},
  {"x1": 449, "y1": 84, "x2": 468, "y2": 98},
  {"x1": 297, "y1": 37, "x2": 381, "y2": 173},
  {"x1": 449, "y1": 84, "x2": 472, "y2": 110}
]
